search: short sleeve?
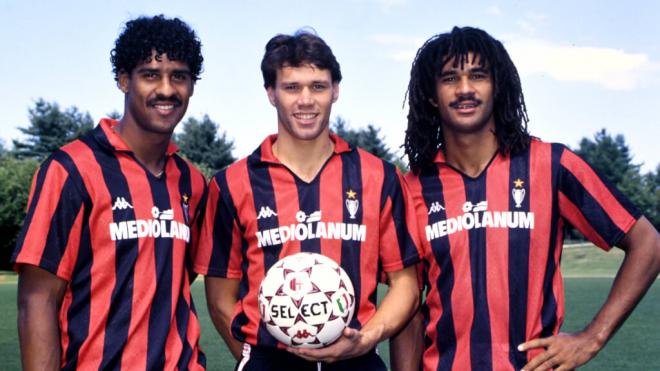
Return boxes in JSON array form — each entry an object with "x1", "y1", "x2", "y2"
[
  {"x1": 378, "y1": 165, "x2": 423, "y2": 272},
  {"x1": 557, "y1": 147, "x2": 641, "y2": 250},
  {"x1": 193, "y1": 170, "x2": 244, "y2": 278},
  {"x1": 12, "y1": 156, "x2": 87, "y2": 281}
]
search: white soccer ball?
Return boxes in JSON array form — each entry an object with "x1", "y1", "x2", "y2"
[{"x1": 258, "y1": 252, "x2": 356, "y2": 348}]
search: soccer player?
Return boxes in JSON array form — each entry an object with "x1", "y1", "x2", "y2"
[
  {"x1": 12, "y1": 15, "x2": 207, "y2": 370},
  {"x1": 397, "y1": 26, "x2": 660, "y2": 371},
  {"x1": 194, "y1": 30, "x2": 422, "y2": 370}
]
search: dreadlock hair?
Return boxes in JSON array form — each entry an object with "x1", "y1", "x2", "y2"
[
  {"x1": 261, "y1": 29, "x2": 342, "y2": 88},
  {"x1": 111, "y1": 15, "x2": 204, "y2": 82},
  {"x1": 404, "y1": 26, "x2": 530, "y2": 174}
]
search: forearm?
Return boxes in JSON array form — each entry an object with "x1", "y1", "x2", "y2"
[
  {"x1": 361, "y1": 267, "x2": 420, "y2": 348},
  {"x1": 18, "y1": 304, "x2": 61, "y2": 370},
  {"x1": 390, "y1": 309, "x2": 424, "y2": 371},
  {"x1": 207, "y1": 303, "x2": 243, "y2": 360},
  {"x1": 584, "y1": 228, "x2": 660, "y2": 345},
  {"x1": 205, "y1": 277, "x2": 243, "y2": 360}
]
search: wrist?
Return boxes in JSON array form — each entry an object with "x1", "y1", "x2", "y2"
[{"x1": 359, "y1": 323, "x2": 385, "y2": 350}]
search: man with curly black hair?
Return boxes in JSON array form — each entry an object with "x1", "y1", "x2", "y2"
[
  {"x1": 13, "y1": 15, "x2": 207, "y2": 370},
  {"x1": 395, "y1": 26, "x2": 660, "y2": 371}
]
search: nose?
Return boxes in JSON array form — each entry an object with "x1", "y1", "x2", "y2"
[
  {"x1": 456, "y1": 76, "x2": 475, "y2": 96},
  {"x1": 156, "y1": 76, "x2": 176, "y2": 97},
  {"x1": 297, "y1": 87, "x2": 314, "y2": 106}
]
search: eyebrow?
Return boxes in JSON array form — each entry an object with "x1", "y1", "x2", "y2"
[
  {"x1": 135, "y1": 67, "x2": 192, "y2": 75},
  {"x1": 439, "y1": 66, "x2": 490, "y2": 77}
]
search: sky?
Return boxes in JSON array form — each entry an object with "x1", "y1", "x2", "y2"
[{"x1": 1, "y1": 0, "x2": 658, "y2": 172}]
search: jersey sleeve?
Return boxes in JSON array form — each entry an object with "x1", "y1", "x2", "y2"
[
  {"x1": 12, "y1": 155, "x2": 87, "y2": 281},
  {"x1": 378, "y1": 164, "x2": 423, "y2": 272},
  {"x1": 557, "y1": 147, "x2": 641, "y2": 250},
  {"x1": 193, "y1": 170, "x2": 244, "y2": 278}
]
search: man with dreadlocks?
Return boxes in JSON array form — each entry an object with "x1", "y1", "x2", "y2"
[
  {"x1": 396, "y1": 26, "x2": 660, "y2": 371},
  {"x1": 12, "y1": 15, "x2": 207, "y2": 370}
]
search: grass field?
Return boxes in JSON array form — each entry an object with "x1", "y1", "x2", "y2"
[{"x1": 1, "y1": 245, "x2": 658, "y2": 370}]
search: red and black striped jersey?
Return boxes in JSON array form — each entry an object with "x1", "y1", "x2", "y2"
[
  {"x1": 405, "y1": 139, "x2": 641, "y2": 371},
  {"x1": 194, "y1": 134, "x2": 422, "y2": 347},
  {"x1": 12, "y1": 119, "x2": 207, "y2": 370}
]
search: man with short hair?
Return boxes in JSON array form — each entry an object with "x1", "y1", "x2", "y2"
[
  {"x1": 13, "y1": 15, "x2": 207, "y2": 370},
  {"x1": 397, "y1": 26, "x2": 660, "y2": 371},
  {"x1": 194, "y1": 30, "x2": 422, "y2": 370}
]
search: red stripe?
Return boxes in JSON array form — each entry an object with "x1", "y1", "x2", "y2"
[
  {"x1": 485, "y1": 155, "x2": 511, "y2": 369},
  {"x1": 319, "y1": 155, "x2": 343, "y2": 264},
  {"x1": 269, "y1": 165, "x2": 300, "y2": 256},
  {"x1": 225, "y1": 160, "x2": 249, "y2": 278},
  {"x1": 558, "y1": 192, "x2": 610, "y2": 249},
  {"x1": 526, "y1": 142, "x2": 553, "y2": 361},
  {"x1": 117, "y1": 154, "x2": 154, "y2": 370},
  {"x1": 226, "y1": 159, "x2": 261, "y2": 345},
  {"x1": 15, "y1": 161, "x2": 69, "y2": 274},
  {"x1": 195, "y1": 178, "x2": 220, "y2": 275},
  {"x1": 440, "y1": 166, "x2": 472, "y2": 371},
  {"x1": 356, "y1": 150, "x2": 382, "y2": 326},
  {"x1": 560, "y1": 150, "x2": 634, "y2": 232}
]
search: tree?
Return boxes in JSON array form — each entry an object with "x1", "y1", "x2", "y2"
[
  {"x1": 174, "y1": 115, "x2": 235, "y2": 177},
  {"x1": 331, "y1": 116, "x2": 398, "y2": 164},
  {"x1": 574, "y1": 129, "x2": 658, "y2": 229},
  {"x1": 12, "y1": 99, "x2": 94, "y2": 160},
  {"x1": 0, "y1": 155, "x2": 39, "y2": 270}
]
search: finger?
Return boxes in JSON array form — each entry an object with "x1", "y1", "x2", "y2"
[
  {"x1": 343, "y1": 327, "x2": 359, "y2": 339},
  {"x1": 519, "y1": 336, "x2": 552, "y2": 351},
  {"x1": 522, "y1": 351, "x2": 553, "y2": 371}
]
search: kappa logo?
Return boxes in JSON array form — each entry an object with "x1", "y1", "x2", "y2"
[
  {"x1": 295, "y1": 329, "x2": 313, "y2": 339},
  {"x1": 257, "y1": 206, "x2": 278, "y2": 220},
  {"x1": 428, "y1": 201, "x2": 445, "y2": 215},
  {"x1": 112, "y1": 197, "x2": 133, "y2": 210}
]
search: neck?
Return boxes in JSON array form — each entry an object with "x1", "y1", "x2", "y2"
[
  {"x1": 442, "y1": 124, "x2": 498, "y2": 178},
  {"x1": 272, "y1": 132, "x2": 334, "y2": 183},
  {"x1": 115, "y1": 118, "x2": 171, "y2": 176}
]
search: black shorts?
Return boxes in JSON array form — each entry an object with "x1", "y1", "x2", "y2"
[{"x1": 234, "y1": 344, "x2": 387, "y2": 371}]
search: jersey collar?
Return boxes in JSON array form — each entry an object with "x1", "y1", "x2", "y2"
[
  {"x1": 95, "y1": 118, "x2": 179, "y2": 156},
  {"x1": 256, "y1": 133, "x2": 352, "y2": 164}
]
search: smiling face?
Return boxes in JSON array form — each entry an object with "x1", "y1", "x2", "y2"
[
  {"x1": 119, "y1": 51, "x2": 194, "y2": 136},
  {"x1": 267, "y1": 64, "x2": 339, "y2": 142},
  {"x1": 434, "y1": 52, "x2": 495, "y2": 135}
]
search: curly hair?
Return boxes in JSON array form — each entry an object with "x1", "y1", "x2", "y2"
[
  {"x1": 111, "y1": 15, "x2": 203, "y2": 81},
  {"x1": 261, "y1": 29, "x2": 342, "y2": 88},
  {"x1": 404, "y1": 26, "x2": 530, "y2": 174}
]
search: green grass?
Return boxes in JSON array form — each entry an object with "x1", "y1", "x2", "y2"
[{"x1": 2, "y1": 245, "x2": 658, "y2": 370}]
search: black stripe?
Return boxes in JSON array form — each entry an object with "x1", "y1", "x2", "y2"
[
  {"x1": 419, "y1": 166, "x2": 457, "y2": 371},
  {"x1": 247, "y1": 150, "x2": 281, "y2": 347},
  {"x1": 57, "y1": 150, "x2": 93, "y2": 371},
  {"x1": 209, "y1": 171, "x2": 238, "y2": 276},
  {"x1": 295, "y1": 176, "x2": 321, "y2": 254},
  {"x1": 380, "y1": 162, "x2": 419, "y2": 266},
  {"x1": 539, "y1": 144, "x2": 564, "y2": 337},
  {"x1": 559, "y1": 165, "x2": 628, "y2": 245},
  {"x1": 83, "y1": 132, "x2": 138, "y2": 371},
  {"x1": 63, "y1": 202, "x2": 93, "y2": 371},
  {"x1": 146, "y1": 164, "x2": 175, "y2": 370},
  {"x1": 341, "y1": 149, "x2": 364, "y2": 329},
  {"x1": 465, "y1": 174, "x2": 492, "y2": 371},
  {"x1": 508, "y1": 149, "x2": 531, "y2": 369}
]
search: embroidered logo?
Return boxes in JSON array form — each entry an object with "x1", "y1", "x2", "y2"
[
  {"x1": 345, "y1": 189, "x2": 359, "y2": 219},
  {"x1": 181, "y1": 193, "x2": 190, "y2": 224},
  {"x1": 257, "y1": 206, "x2": 278, "y2": 219},
  {"x1": 512, "y1": 178, "x2": 526, "y2": 208},
  {"x1": 112, "y1": 197, "x2": 133, "y2": 210},
  {"x1": 428, "y1": 201, "x2": 445, "y2": 215}
]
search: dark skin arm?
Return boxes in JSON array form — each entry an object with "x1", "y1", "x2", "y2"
[
  {"x1": 17, "y1": 264, "x2": 67, "y2": 371},
  {"x1": 205, "y1": 276, "x2": 243, "y2": 360},
  {"x1": 519, "y1": 216, "x2": 660, "y2": 371},
  {"x1": 390, "y1": 308, "x2": 424, "y2": 371}
]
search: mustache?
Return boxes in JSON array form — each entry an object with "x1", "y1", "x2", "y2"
[
  {"x1": 449, "y1": 95, "x2": 482, "y2": 108},
  {"x1": 148, "y1": 95, "x2": 182, "y2": 106}
]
